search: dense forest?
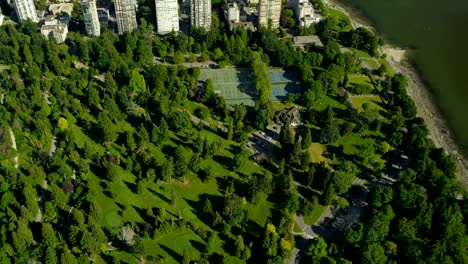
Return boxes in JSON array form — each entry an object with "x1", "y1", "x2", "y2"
[{"x1": 0, "y1": 2, "x2": 467, "y2": 264}]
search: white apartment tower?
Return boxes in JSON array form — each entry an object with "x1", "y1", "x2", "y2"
[
  {"x1": 115, "y1": 0, "x2": 138, "y2": 34},
  {"x1": 190, "y1": 0, "x2": 211, "y2": 30},
  {"x1": 258, "y1": 0, "x2": 281, "y2": 29},
  {"x1": 155, "y1": 0, "x2": 179, "y2": 34},
  {"x1": 14, "y1": 0, "x2": 38, "y2": 22},
  {"x1": 81, "y1": 0, "x2": 100, "y2": 37}
]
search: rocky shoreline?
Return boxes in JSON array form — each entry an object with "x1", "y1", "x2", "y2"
[{"x1": 323, "y1": 0, "x2": 468, "y2": 187}]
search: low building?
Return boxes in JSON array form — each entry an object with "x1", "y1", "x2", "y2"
[
  {"x1": 48, "y1": 4, "x2": 73, "y2": 21},
  {"x1": 275, "y1": 107, "x2": 302, "y2": 127},
  {"x1": 41, "y1": 22, "x2": 68, "y2": 43},
  {"x1": 292, "y1": 0, "x2": 320, "y2": 27},
  {"x1": 40, "y1": 4, "x2": 72, "y2": 43},
  {"x1": 293, "y1": 35, "x2": 323, "y2": 49}
]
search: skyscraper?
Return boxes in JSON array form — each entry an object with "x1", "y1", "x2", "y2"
[
  {"x1": 190, "y1": 0, "x2": 211, "y2": 30},
  {"x1": 115, "y1": 0, "x2": 137, "y2": 34},
  {"x1": 81, "y1": 0, "x2": 100, "y2": 36},
  {"x1": 258, "y1": 0, "x2": 281, "y2": 29},
  {"x1": 155, "y1": 0, "x2": 179, "y2": 34},
  {"x1": 14, "y1": 0, "x2": 38, "y2": 22}
]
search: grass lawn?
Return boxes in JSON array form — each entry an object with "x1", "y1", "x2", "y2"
[
  {"x1": 335, "y1": 133, "x2": 374, "y2": 156},
  {"x1": 303, "y1": 204, "x2": 328, "y2": 225},
  {"x1": 247, "y1": 194, "x2": 273, "y2": 227},
  {"x1": 309, "y1": 143, "x2": 326, "y2": 163},
  {"x1": 294, "y1": 221, "x2": 303, "y2": 233},
  {"x1": 314, "y1": 96, "x2": 347, "y2": 112},
  {"x1": 350, "y1": 96, "x2": 384, "y2": 112},
  {"x1": 324, "y1": 8, "x2": 353, "y2": 32},
  {"x1": 272, "y1": 101, "x2": 299, "y2": 110},
  {"x1": 379, "y1": 59, "x2": 395, "y2": 76},
  {"x1": 362, "y1": 58, "x2": 380, "y2": 70},
  {"x1": 84, "y1": 125, "x2": 271, "y2": 262},
  {"x1": 348, "y1": 74, "x2": 372, "y2": 87}
]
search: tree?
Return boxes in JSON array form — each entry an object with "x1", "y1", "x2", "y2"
[
  {"x1": 174, "y1": 51, "x2": 185, "y2": 64},
  {"x1": 205, "y1": 232, "x2": 217, "y2": 254},
  {"x1": 361, "y1": 243, "x2": 387, "y2": 264},
  {"x1": 332, "y1": 170, "x2": 353, "y2": 194},
  {"x1": 306, "y1": 237, "x2": 328, "y2": 261},
  {"x1": 262, "y1": 223, "x2": 279, "y2": 257},
  {"x1": 233, "y1": 149, "x2": 248, "y2": 171},
  {"x1": 302, "y1": 128, "x2": 312, "y2": 149},
  {"x1": 182, "y1": 249, "x2": 191, "y2": 264},
  {"x1": 97, "y1": 112, "x2": 118, "y2": 143},
  {"x1": 344, "y1": 223, "x2": 364, "y2": 243},
  {"x1": 223, "y1": 194, "x2": 245, "y2": 226},
  {"x1": 234, "y1": 235, "x2": 245, "y2": 258},
  {"x1": 57, "y1": 117, "x2": 69, "y2": 130},
  {"x1": 368, "y1": 185, "x2": 393, "y2": 207},
  {"x1": 321, "y1": 183, "x2": 336, "y2": 205},
  {"x1": 128, "y1": 70, "x2": 146, "y2": 96},
  {"x1": 319, "y1": 106, "x2": 340, "y2": 144}
]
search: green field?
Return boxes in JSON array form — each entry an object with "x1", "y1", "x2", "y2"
[
  {"x1": 199, "y1": 68, "x2": 301, "y2": 106},
  {"x1": 309, "y1": 143, "x2": 326, "y2": 163},
  {"x1": 76, "y1": 124, "x2": 269, "y2": 263},
  {"x1": 350, "y1": 96, "x2": 384, "y2": 112}
]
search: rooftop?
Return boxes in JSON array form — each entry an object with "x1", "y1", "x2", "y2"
[{"x1": 293, "y1": 35, "x2": 323, "y2": 48}]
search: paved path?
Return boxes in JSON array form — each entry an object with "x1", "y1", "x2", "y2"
[{"x1": 8, "y1": 127, "x2": 18, "y2": 169}]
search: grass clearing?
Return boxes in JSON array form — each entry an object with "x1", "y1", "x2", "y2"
[
  {"x1": 379, "y1": 59, "x2": 395, "y2": 76},
  {"x1": 309, "y1": 143, "x2": 326, "y2": 163},
  {"x1": 362, "y1": 58, "x2": 380, "y2": 70},
  {"x1": 314, "y1": 96, "x2": 347, "y2": 111},
  {"x1": 350, "y1": 96, "x2": 384, "y2": 112},
  {"x1": 348, "y1": 74, "x2": 371, "y2": 86},
  {"x1": 303, "y1": 204, "x2": 328, "y2": 225},
  {"x1": 84, "y1": 125, "x2": 272, "y2": 262}
]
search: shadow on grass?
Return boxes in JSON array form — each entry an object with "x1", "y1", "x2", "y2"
[
  {"x1": 148, "y1": 188, "x2": 171, "y2": 204},
  {"x1": 123, "y1": 180, "x2": 138, "y2": 194},
  {"x1": 213, "y1": 154, "x2": 234, "y2": 171},
  {"x1": 189, "y1": 239, "x2": 206, "y2": 252},
  {"x1": 209, "y1": 253, "x2": 224, "y2": 263},
  {"x1": 159, "y1": 244, "x2": 182, "y2": 263},
  {"x1": 297, "y1": 185, "x2": 320, "y2": 201}
]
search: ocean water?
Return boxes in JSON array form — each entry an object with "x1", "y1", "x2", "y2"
[{"x1": 338, "y1": 0, "x2": 468, "y2": 149}]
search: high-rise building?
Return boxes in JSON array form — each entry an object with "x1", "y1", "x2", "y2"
[
  {"x1": 190, "y1": 0, "x2": 211, "y2": 30},
  {"x1": 14, "y1": 0, "x2": 38, "y2": 22},
  {"x1": 155, "y1": 0, "x2": 179, "y2": 34},
  {"x1": 115, "y1": 0, "x2": 137, "y2": 34},
  {"x1": 0, "y1": 9, "x2": 4, "y2": 25},
  {"x1": 81, "y1": 0, "x2": 100, "y2": 36},
  {"x1": 258, "y1": 0, "x2": 281, "y2": 29}
]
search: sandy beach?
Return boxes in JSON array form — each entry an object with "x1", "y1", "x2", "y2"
[{"x1": 323, "y1": 0, "x2": 468, "y2": 187}]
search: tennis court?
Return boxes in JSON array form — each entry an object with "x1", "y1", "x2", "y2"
[{"x1": 199, "y1": 68, "x2": 301, "y2": 106}]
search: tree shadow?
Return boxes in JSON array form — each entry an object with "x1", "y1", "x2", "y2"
[
  {"x1": 235, "y1": 68, "x2": 257, "y2": 99},
  {"x1": 131, "y1": 205, "x2": 154, "y2": 225},
  {"x1": 159, "y1": 244, "x2": 182, "y2": 263},
  {"x1": 212, "y1": 154, "x2": 234, "y2": 171},
  {"x1": 123, "y1": 181, "x2": 138, "y2": 194},
  {"x1": 208, "y1": 253, "x2": 224, "y2": 263},
  {"x1": 189, "y1": 239, "x2": 206, "y2": 252},
  {"x1": 148, "y1": 188, "x2": 171, "y2": 204},
  {"x1": 297, "y1": 185, "x2": 320, "y2": 201}
]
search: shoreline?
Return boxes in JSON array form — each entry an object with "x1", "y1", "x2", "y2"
[{"x1": 322, "y1": 0, "x2": 468, "y2": 187}]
